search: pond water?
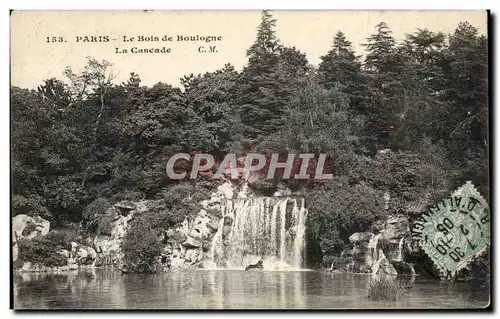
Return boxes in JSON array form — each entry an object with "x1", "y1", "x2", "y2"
[{"x1": 13, "y1": 268, "x2": 489, "y2": 309}]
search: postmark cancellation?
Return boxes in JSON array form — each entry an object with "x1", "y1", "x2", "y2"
[{"x1": 411, "y1": 181, "x2": 490, "y2": 276}]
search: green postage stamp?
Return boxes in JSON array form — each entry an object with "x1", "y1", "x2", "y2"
[{"x1": 412, "y1": 181, "x2": 490, "y2": 275}]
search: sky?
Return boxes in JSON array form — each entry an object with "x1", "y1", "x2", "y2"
[{"x1": 10, "y1": 10, "x2": 488, "y2": 89}]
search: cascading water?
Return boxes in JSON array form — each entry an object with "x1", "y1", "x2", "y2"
[
  {"x1": 208, "y1": 197, "x2": 307, "y2": 270},
  {"x1": 396, "y1": 237, "x2": 405, "y2": 262}
]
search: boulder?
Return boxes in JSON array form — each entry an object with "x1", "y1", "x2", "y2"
[
  {"x1": 21, "y1": 261, "x2": 32, "y2": 272},
  {"x1": 207, "y1": 218, "x2": 220, "y2": 231},
  {"x1": 114, "y1": 201, "x2": 136, "y2": 215},
  {"x1": 245, "y1": 260, "x2": 264, "y2": 271},
  {"x1": 59, "y1": 249, "x2": 70, "y2": 259},
  {"x1": 175, "y1": 219, "x2": 191, "y2": 239},
  {"x1": 184, "y1": 248, "x2": 202, "y2": 265},
  {"x1": 380, "y1": 215, "x2": 409, "y2": 243},
  {"x1": 12, "y1": 215, "x2": 50, "y2": 264},
  {"x1": 69, "y1": 241, "x2": 97, "y2": 266},
  {"x1": 372, "y1": 257, "x2": 398, "y2": 275},
  {"x1": 170, "y1": 246, "x2": 186, "y2": 268},
  {"x1": 189, "y1": 210, "x2": 216, "y2": 240},
  {"x1": 218, "y1": 182, "x2": 234, "y2": 199},
  {"x1": 344, "y1": 216, "x2": 412, "y2": 275},
  {"x1": 349, "y1": 232, "x2": 374, "y2": 243},
  {"x1": 12, "y1": 214, "x2": 50, "y2": 240},
  {"x1": 273, "y1": 183, "x2": 292, "y2": 197}
]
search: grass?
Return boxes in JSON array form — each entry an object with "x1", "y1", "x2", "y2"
[{"x1": 367, "y1": 275, "x2": 406, "y2": 301}]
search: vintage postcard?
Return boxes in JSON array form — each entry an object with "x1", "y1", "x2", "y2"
[{"x1": 10, "y1": 10, "x2": 490, "y2": 310}]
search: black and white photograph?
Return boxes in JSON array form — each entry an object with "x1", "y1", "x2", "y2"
[{"x1": 9, "y1": 9, "x2": 490, "y2": 310}]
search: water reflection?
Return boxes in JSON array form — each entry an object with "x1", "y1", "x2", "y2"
[{"x1": 13, "y1": 269, "x2": 489, "y2": 309}]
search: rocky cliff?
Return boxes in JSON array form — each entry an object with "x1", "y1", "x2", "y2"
[
  {"x1": 13, "y1": 214, "x2": 97, "y2": 272},
  {"x1": 12, "y1": 182, "x2": 236, "y2": 272},
  {"x1": 331, "y1": 215, "x2": 416, "y2": 275}
]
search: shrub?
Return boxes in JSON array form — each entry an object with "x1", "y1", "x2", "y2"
[
  {"x1": 306, "y1": 178, "x2": 386, "y2": 258},
  {"x1": 144, "y1": 183, "x2": 202, "y2": 232},
  {"x1": 11, "y1": 194, "x2": 51, "y2": 220},
  {"x1": 83, "y1": 197, "x2": 111, "y2": 222},
  {"x1": 44, "y1": 229, "x2": 80, "y2": 250},
  {"x1": 17, "y1": 237, "x2": 67, "y2": 267},
  {"x1": 367, "y1": 275, "x2": 405, "y2": 301},
  {"x1": 13, "y1": 258, "x2": 24, "y2": 269},
  {"x1": 122, "y1": 218, "x2": 161, "y2": 273},
  {"x1": 96, "y1": 213, "x2": 115, "y2": 236},
  {"x1": 109, "y1": 191, "x2": 145, "y2": 203},
  {"x1": 82, "y1": 198, "x2": 116, "y2": 235}
]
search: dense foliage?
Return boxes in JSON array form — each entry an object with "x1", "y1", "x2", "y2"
[{"x1": 11, "y1": 12, "x2": 488, "y2": 262}]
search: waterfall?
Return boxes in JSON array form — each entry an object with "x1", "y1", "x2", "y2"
[
  {"x1": 208, "y1": 197, "x2": 307, "y2": 270},
  {"x1": 396, "y1": 237, "x2": 404, "y2": 262},
  {"x1": 367, "y1": 233, "x2": 384, "y2": 267}
]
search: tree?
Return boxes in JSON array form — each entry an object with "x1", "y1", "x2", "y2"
[
  {"x1": 389, "y1": 29, "x2": 449, "y2": 149},
  {"x1": 363, "y1": 22, "x2": 403, "y2": 150},
  {"x1": 246, "y1": 10, "x2": 281, "y2": 72},
  {"x1": 319, "y1": 31, "x2": 369, "y2": 113},
  {"x1": 11, "y1": 84, "x2": 90, "y2": 223},
  {"x1": 181, "y1": 63, "x2": 238, "y2": 150},
  {"x1": 443, "y1": 22, "x2": 488, "y2": 194},
  {"x1": 234, "y1": 10, "x2": 286, "y2": 144}
]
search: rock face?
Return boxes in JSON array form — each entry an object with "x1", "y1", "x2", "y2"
[
  {"x1": 12, "y1": 214, "x2": 51, "y2": 262},
  {"x1": 334, "y1": 215, "x2": 414, "y2": 275},
  {"x1": 71, "y1": 241, "x2": 97, "y2": 266},
  {"x1": 93, "y1": 201, "x2": 147, "y2": 267},
  {"x1": 12, "y1": 214, "x2": 51, "y2": 240},
  {"x1": 15, "y1": 238, "x2": 98, "y2": 273},
  {"x1": 164, "y1": 182, "x2": 234, "y2": 269},
  {"x1": 13, "y1": 181, "x2": 310, "y2": 273},
  {"x1": 91, "y1": 183, "x2": 235, "y2": 271}
]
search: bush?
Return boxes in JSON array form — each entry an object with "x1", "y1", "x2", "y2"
[
  {"x1": 17, "y1": 237, "x2": 67, "y2": 267},
  {"x1": 83, "y1": 197, "x2": 111, "y2": 222},
  {"x1": 11, "y1": 194, "x2": 51, "y2": 220},
  {"x1": 13, "y1": 258, "x2": 24, "y2": 269},
  {"x1": 367, "y1": 276, "x2": 405, "y2": 301},
  {"x1": 144, "y1": 183, "x2": 203, "y2": 232},
  {"x1": 306, "y1": 178, "x2": 386, "y2": 257},
  {"x1": 97, "y1": 216, "x2": 114, "y2": 236},
  {"x1": 44, "y1": 229, "x2": 80, "y2": 250},
  {"x1": 82, "y1": 198, "x2": 115, "y2": 235},
  {"x1": 122, "y1": 218, "x2": 161, "y2": 273},
  {"x1": 109, "y1": 191, "x2": 145, "y2": 203}
]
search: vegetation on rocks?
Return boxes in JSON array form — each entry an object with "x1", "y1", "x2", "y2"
[
  {"x1": 17, "y1": 237, "x2": 68, "y2": 268},
  {"x1": 122, "y1": 218, "x2": 162, "y2": 273}
]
